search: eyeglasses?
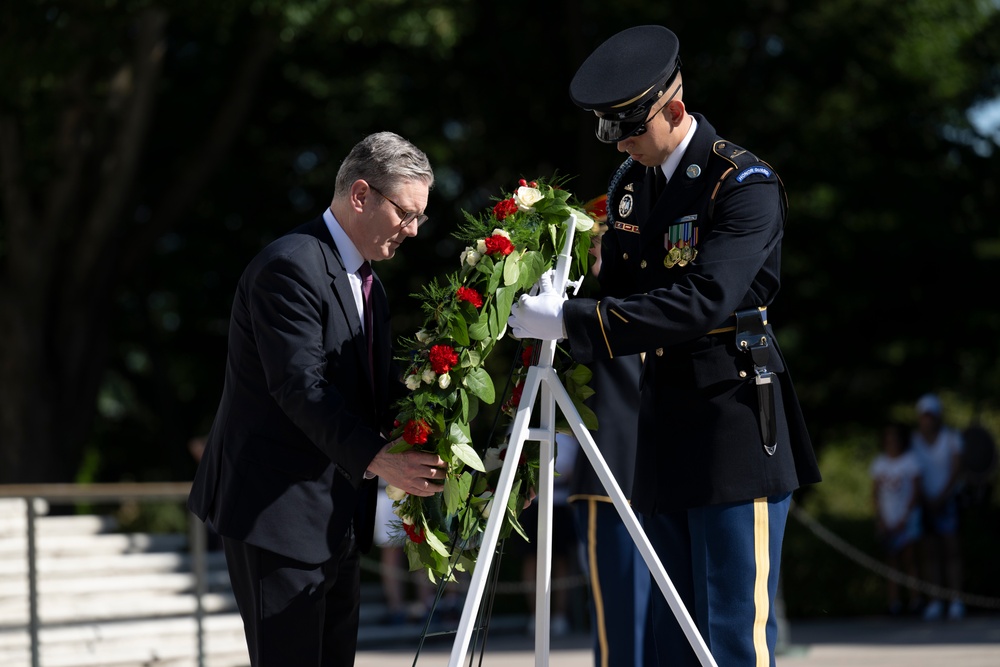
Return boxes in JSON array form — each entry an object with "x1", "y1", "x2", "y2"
[
  {"x1": 369, "y1": 184, "x2": 428, "y2": 228},
  {"x1": 595, "y1": 81, "x2": 683, "y2": 144}
]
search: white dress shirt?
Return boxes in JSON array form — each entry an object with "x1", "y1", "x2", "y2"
[{"x1": 323, "y1": 207, "x2": 367, "y2": 330}]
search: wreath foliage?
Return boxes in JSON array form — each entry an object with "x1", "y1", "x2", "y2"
[{"x1": 386, "y1": 177, "x2": 604, "y2": 580}]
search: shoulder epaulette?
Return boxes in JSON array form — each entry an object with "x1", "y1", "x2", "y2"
[{"x1": 708, "y1": 140, "x2": 787, "y2": 225}]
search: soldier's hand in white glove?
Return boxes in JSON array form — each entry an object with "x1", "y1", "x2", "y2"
[{"x1": 508, "y1": 270, "x2": 567, "y2": 341}]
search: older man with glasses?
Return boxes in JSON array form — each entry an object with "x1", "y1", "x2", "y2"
[{"x1": 189, "y1": 131, "x2": 447, "y2": 666}]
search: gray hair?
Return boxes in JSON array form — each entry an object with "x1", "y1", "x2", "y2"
[{"x1": 334, "y1": 131, "x2": 434, "y2": 199}]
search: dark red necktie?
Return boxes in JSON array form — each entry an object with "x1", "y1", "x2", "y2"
[{"x1": 358, "y1": 261, "x2": 374, "y2": 380}]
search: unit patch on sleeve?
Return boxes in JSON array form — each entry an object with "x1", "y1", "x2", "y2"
[{"x1": 735, "y1": 166, "x2": 773, "y2": 182}]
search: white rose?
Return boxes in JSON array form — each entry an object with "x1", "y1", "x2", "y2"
[
  {"x1": 476, "y1": 239, "x2": 487, "y2": 254},
  {"x1": 438, "y1": 373, "x2": 451, "y2": 389},
  {"x1": 460, "y1": 247, "x2": 482, "y2": 267},
  {"x1": 405, "y1": 374, "x2": 422, "y2": 390},
  {"x1": 385, "y1": 485, "x2": 406, "y2": 502},
  {"x1": 415, "y1": 329, "x2": 432, "y2": 344},
  {"x1": 483, "y1": 446, "x2": 504, "y2": 472},
  {"x1": 490, "y1": 228, "x2": 511, "y2": 239},
  {"x1": 422, "y1": 368, "x2": 436, "y2": 384},
  {"x1": 514, "y1": 186, "x2": 543, "y2": 211}
]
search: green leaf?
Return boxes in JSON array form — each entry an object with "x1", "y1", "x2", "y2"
[
  {"x1": 451, "y1": 441, "x2": 485, "y2": 472},
  {"x1": 448, "y1": 420, "x2": 471, "y2": 444},
  {"x1": 487, "y1": 257, "x2": 503, "y2": 293},
  {"x1": 451, "y1": 311, "x2": 470, "y2": 346},
  {"x1": 570, "y1": 395, "x2": 600, "y2": 430},
  {"x1": 423, "y1": 526, "x2": 451, "y2": 557},
  {"x1": 567, "y1": 363, "x2": 593, "y2": 385},
  {"x1": 495, "y1": 285, "x2": 516, "y2": 326},
  {"x1": 462, "y1": 366, "x2": 495, "y2": 403},
  {"x1": 461, "y1": 348, "x2": 481, "y2": 368},
  {"x1": 443, "y1": 475, "x2": 461, "y2": 516},
  {"x1": 477, "y1": 254, "x2": 495, "y2": 276},
  {"x1": 468, "y1": 316, "x2": 489, "y2": 341},
  {"x1": 503, "y1": 253, "x2": 521, "y2": 286},
  {"x1": 517, "y1": 251, "x2": 545, "y2": 291},
  {"x1": 458, "y1": 471, "x2": 473, "y2": 499}
]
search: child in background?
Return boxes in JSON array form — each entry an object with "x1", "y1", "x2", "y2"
[{"x1": 870, "y1": 421, "x2": 923, "y2": 616}]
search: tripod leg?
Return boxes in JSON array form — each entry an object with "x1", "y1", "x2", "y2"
[
  {"x1": 545, "y1": 370, "x2": 719, "y2": 667},
  {"x1": 447, "y1": 367, "x2": 543, "y2": 667}
]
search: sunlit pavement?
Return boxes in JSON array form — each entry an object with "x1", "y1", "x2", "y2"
[{"x1": 354, "y1": 613, "x2": 1000, "y2": 667}]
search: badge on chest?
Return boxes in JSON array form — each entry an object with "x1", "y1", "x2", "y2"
[{"x1": 664, "y1": 215, "x2": 699, "y2": 268}]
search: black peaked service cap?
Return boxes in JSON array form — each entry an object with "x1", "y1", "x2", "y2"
[{"x1": 569, "y1": 25, "x2": 681, "y2": 143}]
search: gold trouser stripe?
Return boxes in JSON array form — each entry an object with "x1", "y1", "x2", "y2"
[
  {"x1": 586, "y1": 498, "x2": 610, "y2": 667},
  {"x1": 753, "y1": 497, "x2": 770, "y2": 667},
  {"x1": 596, "y1": 301, "x2": 614, "y2": 359}
]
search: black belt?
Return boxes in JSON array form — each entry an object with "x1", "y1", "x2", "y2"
[{"x1": 707, "y1": 306, "x2": 767, "y2": 336}]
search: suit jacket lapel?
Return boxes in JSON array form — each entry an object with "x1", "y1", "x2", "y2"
[{"x1": 310, "y1": 217, "x2": 371, "y2": 389}]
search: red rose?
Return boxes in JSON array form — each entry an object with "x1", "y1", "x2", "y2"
[
  {"x1": 403, "y1": 418, "x2": 432, "y2": 445},
  {"x1": 428, "y1": 344, "x2": 459, "y2": 374},
  {"x1": 403, "y1": 522, "x2": 426, "y2": 544},
  {"x1": 456, "y1": 286, "x2": 484, "y2": 309},
  {"x1": 521, "y1": 345, "x2": 535, "y2": 367},
  {"x1": 509, "y1": 381, "x2": 524, "y2": 408},
  {"x1": 492, "y1": 198, "x2": 518, "y2": 221},
  {"x1": 484, "y1": 234, "x2": 515, "y2": 256}
]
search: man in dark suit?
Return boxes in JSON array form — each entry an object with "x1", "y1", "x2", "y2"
[
  {"x1": 509, "y1": 26, "x2": 822, "y2": 667},
  {"x1": 188, "y1": 131, "x2": 447, "y2": 666}
]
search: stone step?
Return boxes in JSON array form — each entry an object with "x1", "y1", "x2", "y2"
[
  {"x1": 0, "y1": 513, "x2": 119, "y2": 538},
  {"x1": 0, "y1": 532, "x2": 189, "y2": 558},
  {"x1": 0, "y1": 613, "x2": 249, "y2": 667},
  {"x1": 0, "y1": 550, "x2": 228, "y2": 580},
  {"x1": 0, "y1": 569, "x2": 233, "y2": 600},
  {"x1": 0, "y1": 590, "x2": 238, "y2": 627}
]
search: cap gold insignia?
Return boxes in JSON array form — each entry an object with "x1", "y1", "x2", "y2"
[
  {"x1": 686, "y1": 164, "x2": 702, "y2": 179},
  {"x1": 625, "y1": 183, "x2": 635, "y2": 192}
]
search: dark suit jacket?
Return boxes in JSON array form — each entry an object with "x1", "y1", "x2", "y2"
[
  {"x1": 188, "y1": 215, "x2": 403, "y2": 563},
  {"x1": 564, "y1": 113, "x2": 821, "y2": 513}
]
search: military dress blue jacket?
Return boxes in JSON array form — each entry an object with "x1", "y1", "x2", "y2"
[{"x1": 563, "y1": 113, "x2": 822, "y2": 513}]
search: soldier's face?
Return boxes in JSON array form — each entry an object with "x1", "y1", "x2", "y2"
[{"x1": 617, "y1": 94, "x2": 687, "y2": 167}]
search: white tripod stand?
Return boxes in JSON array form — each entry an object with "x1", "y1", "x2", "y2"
[{"x1": 446, "y1": 214, "x2": 718, "y2": 667}]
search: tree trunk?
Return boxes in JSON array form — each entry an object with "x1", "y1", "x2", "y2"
[{"x1": 0, "y1": 8, "x2": 274, "y2": 482}]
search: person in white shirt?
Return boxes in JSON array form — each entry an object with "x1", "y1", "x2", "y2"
[
  {"x1": 870, "y1": 421, "x2": 923, "y2": 615},
  {"x1": 910, "y1": 393, "x2": 966, "y2": 621}
]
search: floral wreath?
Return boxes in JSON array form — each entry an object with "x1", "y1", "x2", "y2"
[{"x1": 385, "y1": 177, "x2": 605, "y2": 581}]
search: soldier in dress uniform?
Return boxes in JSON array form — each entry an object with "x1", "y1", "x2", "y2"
[{"x1": 508, "y1": 25, "x2": 822, "y2": 667}]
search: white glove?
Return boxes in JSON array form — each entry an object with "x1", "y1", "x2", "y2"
[{"x1": 508, "y1": 270, "x2": 567, "y2": 341}]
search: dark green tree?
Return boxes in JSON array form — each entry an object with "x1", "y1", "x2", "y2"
[{"x1": 1, "y1": 0, "x2": 998, "y2": 485}]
